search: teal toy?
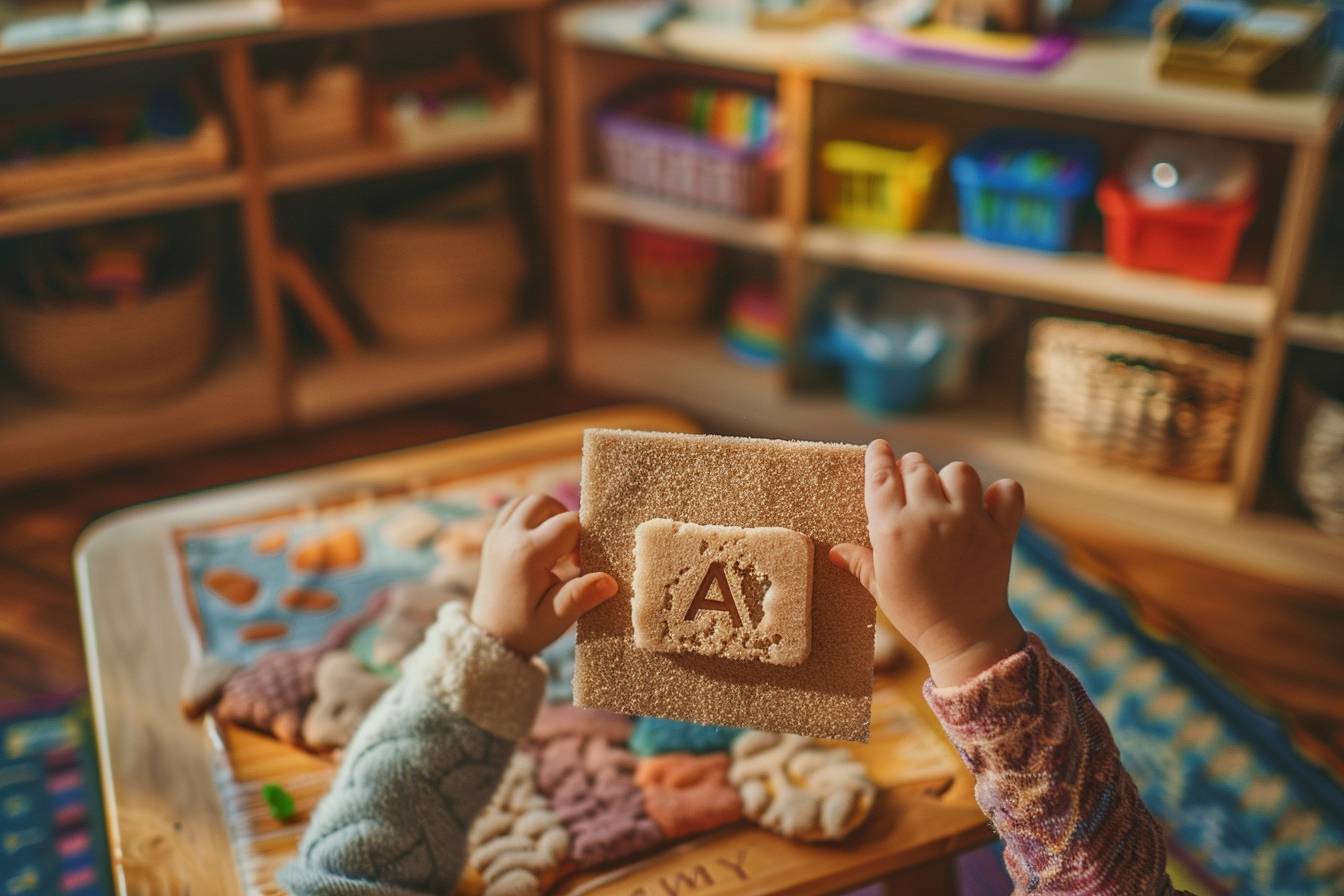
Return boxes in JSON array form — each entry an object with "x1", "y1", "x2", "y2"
[{"x1": 628, "y1": 717, "x2": 742, "y2": 756}]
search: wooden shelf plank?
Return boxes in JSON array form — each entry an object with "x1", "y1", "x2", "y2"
[
  {"x1": 1286, "y1": 311, "x2": 1344, "y2": 353},
  {"x1": 0, "y1": 0, "x2": 549, "y2": 77},
  {"x1": 292, "y1": 323, "x2": 551, "y2": 424},
  {"x1": 572, "y1": 183, "x2": 789, "y2": 251},
  {"x1": 0, "y1": 345, "x2": 280, "y2": 487},
  {"x1": 268, "y1": 113, "x2": 537, "y2": 193},
  {"x1": 0, "y1": 172, "x2": 244, "y2": 238},
  {"x1": 278, "y1": 0, "x2": 548, "y2": 36},
  {"x1": 560, "y1": 2, "x2": 1342, "y2": 146},
  {"x1": 804, "y1": 225, "x2": 1274, "y2": 336},
  {"x1": 570, "y1": 325, "x2": 1240, "y2": 521}
]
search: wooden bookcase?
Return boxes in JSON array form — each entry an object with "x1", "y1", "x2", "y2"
[
  {"x1": 0, "y1": 0, "x2": 555, "y2": 486},
  {"x1": 550, "y1": 3, "x2": 1344, "y2": 595}
]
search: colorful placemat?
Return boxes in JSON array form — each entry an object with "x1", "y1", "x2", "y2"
[
  {"x1": 174, "y1": 458, "x2": 581, "y2": 664},
  {"x1": 0, "y1": 693, "x2": 113, "y2": 896},
  {"x1": 1010, "y1": 527, "x2": 1344, "y2": 896}
]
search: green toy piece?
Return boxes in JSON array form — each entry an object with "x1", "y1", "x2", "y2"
[{"x1": 262, "y1": 783, "x2": 296, "y2": 822}]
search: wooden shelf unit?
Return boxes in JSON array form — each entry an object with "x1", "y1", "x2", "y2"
[
  {"x1": 553, "y1": 2, "x2": 1344, "y2": 592},
  {"x1": 0, "y1": 0, "x2": 554, "y2": 486}
]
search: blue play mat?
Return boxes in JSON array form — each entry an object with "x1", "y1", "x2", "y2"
[{"x1": 1010, "y1": 527, "x2": 1344, "y2": 895}]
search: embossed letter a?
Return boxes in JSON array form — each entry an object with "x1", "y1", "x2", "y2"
[{"x1": 683, "y1": 562, "x2": 742, "y2": 627}]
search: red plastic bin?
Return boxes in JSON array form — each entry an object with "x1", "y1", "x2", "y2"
[{"x1": 1097, "y1": 177, "x2": 1256, "y2": 282}]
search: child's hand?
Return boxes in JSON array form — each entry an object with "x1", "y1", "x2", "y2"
[
  {"x1": 829, "y1": 441, "x2": 1026, "y2": 687},
  {"x1": 470, "y1": 494, "x2": 618, "y2": 657}
]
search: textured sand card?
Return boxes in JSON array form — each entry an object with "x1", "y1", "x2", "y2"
[{"x1": 576, "y1": 429, "x2": 874, "y2": 741}]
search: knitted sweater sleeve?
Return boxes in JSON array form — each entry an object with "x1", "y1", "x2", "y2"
[
  {"x1": 924, "y1": 633, "x2": 1186, "y2": 896},
  {"x1": 278, "y1": 603, "x2": 548, "y2": 896}
]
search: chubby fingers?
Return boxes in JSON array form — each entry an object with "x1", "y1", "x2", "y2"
[
  {"x1": 828, "y1": 543, "x2": 876, "y2": 596},
  {"x1": 984, "y1": 478, "x2": 1026, "y2": 538},
  {"x1": 900, "y1": 452, "x2": 946, "y2": 506},
  {"x1": 530, "y1": 510, "x2": 582, "y2": 566},
  {"x1": 938, "y1": 461, "x2": 983, "y2": 509},
  {"x1": 538, "y1": 572, "x2": 619, "y2": 634},
  {"x1": 864, "y1": 440, "x2": 903, "y2": 521}
]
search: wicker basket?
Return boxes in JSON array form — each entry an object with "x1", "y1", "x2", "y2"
[
  {"x1": 341, "y1": 191, "x2": 521, "y2": 348},
  {"x1": 596, "y1": 82, "x2": 777, "y2": 215},
  {"x1": 625, "y1": 227, "x2": 718, "y2": 326},
  {"x1": 1027, "y1": 318, "x2": 1247, "y2": 481},
  {"x1": 260, "y1": 64, "x2": 365, "y2": 160},
  {"x1": 0, "y1": 90, "x2": 228, "y2": 206},
  {"x1": 1286, "y1": 380, "x2": 1344, "y2": 534},
  {"x1": 0, "y1": 272, "x2": 214, "y2": 403}
]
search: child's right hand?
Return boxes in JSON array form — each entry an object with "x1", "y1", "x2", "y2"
[
  {"x1": 829, "y1": 441, "x2": 1027, "y2": 688},
  {"x1": 470, "y1": 494, "x2": 618, "y2": 658}
]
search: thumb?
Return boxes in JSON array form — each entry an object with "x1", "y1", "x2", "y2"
[
  {"x1": 546, "y1": 571, "x2": 618, "y2": 630},
  {"x1": 828, "y1": 543, "x2": 876, "y2": 596}
]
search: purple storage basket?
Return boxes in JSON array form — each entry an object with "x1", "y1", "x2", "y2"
[{"x1": 595, "y1": 81, "x2": 778, "y2": 216}]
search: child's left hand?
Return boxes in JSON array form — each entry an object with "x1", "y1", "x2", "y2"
[{"x1": 470, "y1": 494, "x2": 618, "y2": 657}]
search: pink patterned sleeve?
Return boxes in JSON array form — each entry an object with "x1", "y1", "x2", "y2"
[{"x1": 924, "y1": 634, "x2": 1186, "y2": 895}]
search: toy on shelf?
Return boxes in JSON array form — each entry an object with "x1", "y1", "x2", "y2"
[
  {"x1": 0, "y1": 84, "x2": 227, "y2": 206},
  {"x1": 807, "y1": 271, "x2": 1002, "y2": 412},
  {"x1": 1284, "y1": 377, "x2": 1344, "y2": 535},
  {"x1": 819, "y1": 119, "x2": 950, "y2": 233},
  {"x1": 1097, "y1": 134, "x2": 1257, "y2": 282},
  {"x1": 0, "y1": 221, "x2": 214, "y2": 403},
  {"x1": 260, "y1": 62, "x2": 365, "y2": 161},
  {"x1": 856, "y1": 0, "x2": 1076, "y2": 72},
  {"x1": 372, "y1": 53, "x2": 537, "y2": 152},
  {"x1": 597, "y1": 81, "x2": 779, "y2": 215},
  {"x1": 342, "y1": 175, "x2": 521, "y2": 348},
  {"x1": 1151, "y1": 0, "x2": 1329, "y2": 90},
  {"x1": 625, "y1": 226, "x2": 718, "y2": 327},
  {"x1": 723, "y1": 281, "x2": 786, "y2": 364},
  {"x1": 951, "y1": 128, "x2": 1099, "y2": 252},
  {"x1": 1027, "y1": 318, "x2": 1247, "y2": 481}
]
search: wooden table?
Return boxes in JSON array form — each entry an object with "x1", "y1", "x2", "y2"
[{"x1": 75, "y1": 405, "x2": 992, "y2": 895}]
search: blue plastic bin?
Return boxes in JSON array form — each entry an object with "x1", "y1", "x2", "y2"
[
  {"x1": 951, "y1": 128, "x2": 1100, "y2": 252},
  {"x1": 806, "y1": 272, "x2": 949, "y2": 414}
]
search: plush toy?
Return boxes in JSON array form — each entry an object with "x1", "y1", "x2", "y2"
[{"x1": 301, "y1": 650, "x2": 391, "y2": 750}]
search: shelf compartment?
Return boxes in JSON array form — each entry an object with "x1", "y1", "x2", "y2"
[
  {"x1": 292, "y1": 322, "x2": 550, "y2": 424},
  {"x1": 0, "y1": 172, "x2": 244, "y2": 238},
  {"x1": 0, "y1": 343, "x2": 279, "y2": 487},
  {"x1": 1286, "y1": 311, "x2": 1344, "y2": 353},
  {"x1": 268, "y1": 109, "x2": 537, "y2": 192},
  {"x1": 560, "y1": 3, "x2": 1343, "y2": 146},
  {"x1": 572, "y1": 183, "x2": 789, "y2": 252},
  {"x1": 570, "y1": 324, "x2": 1240, "y2": 522},
  {"x1": 804, "y1": 225, "x2": 1274, "y2": 337}
]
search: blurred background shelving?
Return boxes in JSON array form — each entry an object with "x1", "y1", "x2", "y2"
[{"x1": 551, "y1": 0, "x2": 1344, "y2": 596}]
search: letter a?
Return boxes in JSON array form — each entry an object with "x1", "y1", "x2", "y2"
[{"x1": 684, "y1": 562, "x2": 742, "y2": 627}]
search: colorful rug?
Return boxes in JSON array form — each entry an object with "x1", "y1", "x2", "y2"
[
  {"x1": 1010, "y1": 528, "x2": 1344, "y2": 896},
  {"x1": 0, "y1": 693, "x2": 112, "y2": 895}
]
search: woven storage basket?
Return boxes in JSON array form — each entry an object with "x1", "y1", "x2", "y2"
[
  {"x1": 1027, "y1": 318, "x2": 1247, "y2": 481},
  {"x1": 596, "y1": 82, "x2": 777, "y2": 215},
  {"x1": 260, "y1": 64, "x2": 364, "y2": 160},
  {"x1": 625, "y1": 227, "x2": 717, "y2": 326},
  {"x1": 1286, "y1": 381, "x2": 1344, "y2": 534},
  {"x1": 0, "y1": 271, "x2": 214, "y2": 403},
  {"x1": 342, "y1": 199, "x2": 520, "y2": 348}
]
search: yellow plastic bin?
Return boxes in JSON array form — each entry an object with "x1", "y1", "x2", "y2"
[{"x1": 819, "y1": 120, "x2": 951, "y2": 233}]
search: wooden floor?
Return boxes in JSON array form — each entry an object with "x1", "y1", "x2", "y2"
[{"x1": 1, "y1": 379, "x2": 1340, "y2": 777}]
